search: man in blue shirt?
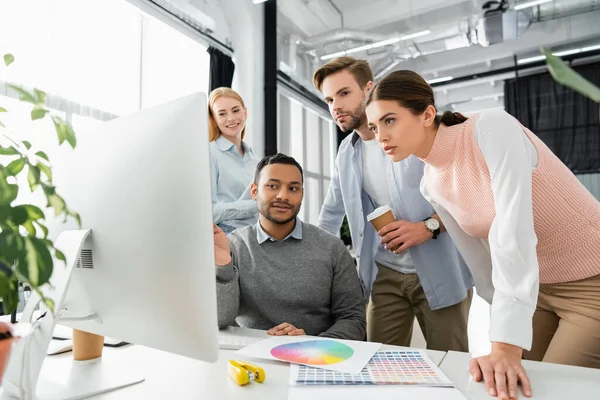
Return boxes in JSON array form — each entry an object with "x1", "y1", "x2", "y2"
[{"x1": 313, "y1": 56, "x2": 473, "y2": 351}]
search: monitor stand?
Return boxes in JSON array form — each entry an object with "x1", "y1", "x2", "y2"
[
  {"x1": 0, "y1": 230, "x2": 144, "y2": 400},
  {"x1": 35, "y1": 352, "x2": 145, "y2": 400}
]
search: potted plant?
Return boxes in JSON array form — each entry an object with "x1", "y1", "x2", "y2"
[{"x1": 0, "y1": 52, "x2": 80, "y2": 381}]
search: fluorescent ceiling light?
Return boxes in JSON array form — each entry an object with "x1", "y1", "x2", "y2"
[
  {"x1": 517, "y1": 43, "x2": 600, "y2": 64},
  {"x1": 399, "y1": 30, "x2": 431, "y2": 41},
  {"x1": 471, "y1": 93, "x2": 505, "y2": 101},
  {"x1": 514, "y1": 0, "x2": 551, "y2": 11},
  {"x1": 320, "y1": 30, "x2": 431, "y2": 60},
  {"x1": 582, "y1": 44, "x2": 600, "y2": 52},
  {"x1": 375, "y1": 60, "x2": 402, "y2": 80},
  {"x1": 517, "y1": 55, "x2": 546, "y2": 64},
  {"x1": 427, "y1": 76, "x2": 453, "y2": 84},
  {"x1": 252, "y1": 0, "x2": 268, "y2": 3},
  {"x1": 321, "y1": 51, "x2": 347, "y2": 61}
]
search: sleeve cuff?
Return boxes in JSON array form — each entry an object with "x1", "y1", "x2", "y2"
[
  {"x1": 489, "y1": 298, "x2": 535, "y2": 351},
  {"x1": 215, "y1": 262, "x2": 236, "y2": 282}
]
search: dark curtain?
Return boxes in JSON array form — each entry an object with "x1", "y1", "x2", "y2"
[
  {"x1": 207, "y1": 46, "x2": 235, "y2": 92},
  {"x1": 504, "y1": 62, "x2": 600, "y2": 173}
]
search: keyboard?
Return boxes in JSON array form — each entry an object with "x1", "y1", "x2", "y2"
[{"x1": 218, "y1": 334, "x2": 265, "y2": 350}]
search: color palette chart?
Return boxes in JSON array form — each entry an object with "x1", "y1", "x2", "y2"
[
  {"x1": 290, "y1": 350, "x2": 454, "y2": 387},
  {"x1": 271, "y1": 340, "x2": 354, "y2": 366}
]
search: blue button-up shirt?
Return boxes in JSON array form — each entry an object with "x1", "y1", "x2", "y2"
[
  {"x1": 317, "y1": 132, "x2": 473, "y2": 310},
  {"x1": 256, "y1": 218, "x2": 303, "y2": 243},
  {"x1": 210, "y1": 135, "x2": 260, "y2": 232}
]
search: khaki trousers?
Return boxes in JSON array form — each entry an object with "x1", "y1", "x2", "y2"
[
  {"x1": 524, "y1": 273, "x2": 600, "y2": 368},
  {"x1": 367, "y1": 263, "x2": 472, "y2": 352}
]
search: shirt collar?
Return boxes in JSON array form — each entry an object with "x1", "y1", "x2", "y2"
[
  {"x1": 215, "y1": 135, "x2": 253, "y2": 155},
  {"x1": 350, "y1": 131, "x2": 361, "y2": 147},
  {"x1": 256, "y1": 218, "x2": 303, "y2": 244}
]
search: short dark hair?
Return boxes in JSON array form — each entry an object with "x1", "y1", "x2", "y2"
[{"x1": 254, "y1": 153, "x2": 304, "y2": 184}]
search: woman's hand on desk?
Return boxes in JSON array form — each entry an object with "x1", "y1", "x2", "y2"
[
  {"x1": 213, "y1": 224, "x2": 232, "y2": 266},
  {"x1": 469, "y1": 342, "x2": 532, "y2": 400},
  {"x1": 267, "y1": 322, "x2": 306, "y2": 336}
]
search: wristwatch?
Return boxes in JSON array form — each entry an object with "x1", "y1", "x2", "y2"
[{"x1": 423, "y1": 218, "x2": 440, "y2": 239}]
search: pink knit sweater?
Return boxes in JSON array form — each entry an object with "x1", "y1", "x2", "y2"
[{"x1": 424, "y1": 115, "x2": 600, "y2": 284}]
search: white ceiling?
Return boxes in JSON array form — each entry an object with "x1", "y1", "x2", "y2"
[{"x1": 277, "y1": 0, "x2": 600, "y2": 112}]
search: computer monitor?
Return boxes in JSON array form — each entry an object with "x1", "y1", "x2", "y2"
[{"x1": 2, "y1": 92, "x2": 219, "y2": 399}]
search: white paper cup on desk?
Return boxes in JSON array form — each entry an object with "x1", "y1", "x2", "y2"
[{"x1": 367, "y1": 205, "x2": 400, "y2": 251}]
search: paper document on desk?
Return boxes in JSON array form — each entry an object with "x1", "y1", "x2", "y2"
[{"x1": 235, "y1": 336, "x2": 381, "y2": 374}]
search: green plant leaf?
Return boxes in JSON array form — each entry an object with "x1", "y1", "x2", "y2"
[
  {"x1": 42, "y1": 296, "x2": 55, "y2": 312},
  {"x1": 51, "y1": 116, "x2": 76, "y2": 148},
  {"x1": 27, "y1": 164, "x2": 41, "y2": 191},
  {"x1": 0, "y1": 121, "x2": 4, "y2": 128},
  {"x1": 0, "y1": 145, "x2": 18, "y2": 155},
  {"x1": 22, "y1": 204, "x2": 44, "y2": 220},
  {"x1": 22, "y1": 141, "x2": 32, "y2": 150},
  {"x1": 37, "y1": 162, "x2": 52, "y2": 183},
  {"x1": 542, "y1": 48, "x2": 600, "y2": 103},
  {"x1": 35, "y1": 151, "x2": 49, "y2": 161},
  {"x1": 55, "y1": 248, "x2": 66, "y2": 262},
  {"x1": 0, "y1": 276, "x2": 19, "y2": 315},
  {"x1": 8, "y1": 85, "x2": 36, "y2": 104},
  {"x1": 22, "y1": 220, "x2": 36, "y2": 236},
  {"x1": 0, "y1": 107, "x2": 6, "y2": 112},
  {"x1": 10, "y1": 206, "x2": 28, "y2": 225},
  {"x1": 0, "y1": 232, "x2": 24, "y2": 264},
  {"x1": 34, "y1": 88, "x2": 46, "y2": 104},
  {"x1": 69, "y1": 211, "x2": 81, "y2": 227},
  {"x1": 0, "y1": 272, "x2": 12, "y2": 304},
  {"x1": 19, "y1": 236, "x2": 53, "y2": 287},
  {"x1": 3, "y1": 54, "x2": 14, "y2": 67},
  {"x1": 35, "y1": 220, "x2": 49, "y2": 238},
  {"x1": 7, "y1": 158, "x2": 25, "y2": 176},
  {"x1": 0, "y1": 184, "x2": 18, "y2": 206},
  {"x1": 65, "y1": 123, "x2": 77, "y2": 148},
  {"x1": 47, "y1": 193, "x2": 66, "y2": 216},
  {"x1": 31, "y1": 104, "x2": 47, "y2": 120}
]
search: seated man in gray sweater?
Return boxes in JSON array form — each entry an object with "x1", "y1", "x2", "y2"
[{"x1": 214, "y1": 153, "x2": 366, "y2": 341}]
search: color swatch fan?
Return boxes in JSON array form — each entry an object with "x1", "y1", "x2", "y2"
[
  {"x1": 271, "y1": 340, "x2": 354, "y2": 365},
  {"x1": 236, "y1": 336, "x2": 381, "y2": 374}
]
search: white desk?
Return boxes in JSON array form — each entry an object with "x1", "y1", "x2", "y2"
[
  {"x1": 439, "y1": 350, "x2": 600, "y2": 400},
  {"x1": 37, "y1": 328, "x2": 447, "y2": 400}
]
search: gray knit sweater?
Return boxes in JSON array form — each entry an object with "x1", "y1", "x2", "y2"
[{"x1": 215, "y1": 221, "x2": 366, "y2": 341}]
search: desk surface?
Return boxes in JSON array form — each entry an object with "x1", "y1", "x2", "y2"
[
  {"x1": 439, "y1": 351, "x2": 600, "y2": 400},
  {"x1": 38, "y1": 328, "x2": 447, "y2": 400}
]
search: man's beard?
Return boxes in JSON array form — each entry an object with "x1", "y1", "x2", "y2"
[
  {"x1": 338, "y1": 105, "x2": 366, "y2": 133},
  {"x1": 258, "y1": 200, "x2": 300, "y2": 225}
]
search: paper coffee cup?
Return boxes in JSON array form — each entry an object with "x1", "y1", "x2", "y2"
[
  {"x1": 72, "y1": 329, "x2": 104, "y2": 361},
  {"x1": 367, "y1": 205, "x2": 396, "y2": 232}
]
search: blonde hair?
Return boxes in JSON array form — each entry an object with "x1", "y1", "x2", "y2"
[
  {"x1": 313, "y1": 56, "x2": 374, "y2": 92},
  {"x1": 208, "y1": 87, "x2": 247, "y2": 142}
]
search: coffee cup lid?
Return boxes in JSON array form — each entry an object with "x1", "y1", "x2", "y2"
[{"x1": 366, "y1": 205, "x2": 392, "y2": 221}]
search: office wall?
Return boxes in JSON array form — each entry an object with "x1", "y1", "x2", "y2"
[{"x1": 278, "y1": 89, "x2": 336, "y2": 225}]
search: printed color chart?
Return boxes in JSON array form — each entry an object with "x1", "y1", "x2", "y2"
[{"x1": 291, "y1": 350, "x2": 454, "y2": 387}]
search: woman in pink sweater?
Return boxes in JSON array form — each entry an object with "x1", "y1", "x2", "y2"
[{"x1": 365, "y1": 70, "x2": 600, "y2": 400}]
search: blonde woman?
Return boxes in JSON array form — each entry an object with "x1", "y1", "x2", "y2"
[{"x1": 209, "y1": 88, "x2": 259, "y2": 234}]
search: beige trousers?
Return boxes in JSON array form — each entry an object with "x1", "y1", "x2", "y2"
[
  {"x1": 524, "y1": 273, "x2": 600, "y2": 368},
  {"x1": 367, "y1": 263, "x2": 472, "y2": 352}
]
